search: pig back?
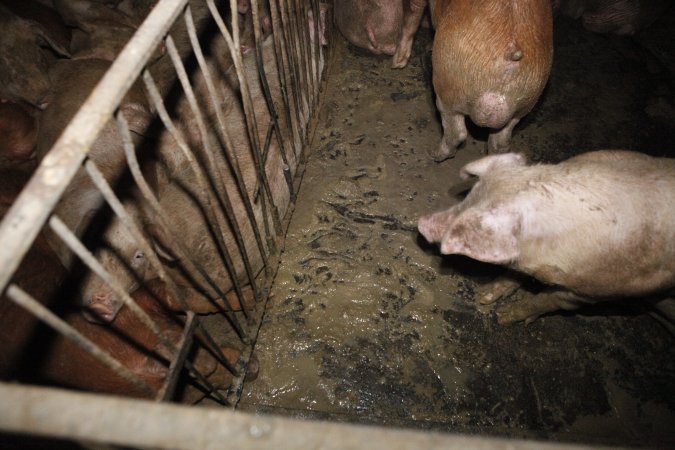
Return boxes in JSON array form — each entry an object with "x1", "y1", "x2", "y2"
[
  {"x1": 513, "y1": 151, "x2": 675, "y2": 298},
  {"x1": 148, "y1": 37, "x2": 294, "y2": 296},
  {"x1": 432, "y1": 0, "x2": 553, "y2": 125}
]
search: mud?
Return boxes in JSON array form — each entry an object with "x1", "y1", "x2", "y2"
[{"x1": 238, "y1": 13, "x2": 675, "y2": 447}]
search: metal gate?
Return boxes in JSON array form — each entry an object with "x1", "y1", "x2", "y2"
[{"x1": 0, "y1": 0, "x2": 324, "y2": 420}]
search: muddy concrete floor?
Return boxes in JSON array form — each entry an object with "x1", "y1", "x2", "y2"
[{"x1": 238, "y1": 13, "x2": 675, "y2": 447}]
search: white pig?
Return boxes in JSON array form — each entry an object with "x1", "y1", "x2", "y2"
[{"x1": 418, "y1": 150, "x2": 675, "y2": 324}]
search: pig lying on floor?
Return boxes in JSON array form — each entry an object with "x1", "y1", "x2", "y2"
[{"x1": 418, "y1": 150, "x2": 675, "y2": 324}]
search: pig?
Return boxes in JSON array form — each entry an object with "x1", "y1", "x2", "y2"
[
  {"x1": 53, "y1": 0, "x2": 163, "y2": 61},
  {"x1": 0, "y1": 100, "x2": 38, "y2": 168},
  {"x1": 37, "y1": 281, "x2": 257, "y2": 400},
  {"x1": 429, "y1": 0, "x2": 553, "y2": 160},
  {"x1": 418, "y1": 150, "x2": 675, "y2": 324},
  {"x1": 0, "y1": 3, "x2": 71, "y2": 108},
  {"x1": 333, "y1": 0, "x2": 427, "y2": 68},
  {"x1": 554, "y1": 0, "x2": 672, "y2": 36},
  {"x1": 36, "y1": 58, "x2": 154, "y2": 269},
  {"x1": 0, "y1": 169, "x2": 255, "y2": 400},
  {"x1": 77, "y1": 33, "x2": 299, "y2": 323}
]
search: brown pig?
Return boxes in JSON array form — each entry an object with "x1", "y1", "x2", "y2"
[
  {"x1": 0, "y1": 3, "x2": 71, "y2": 108},
  {"x1": 554, "y1": 0, "x2": 672, "y2": 36},
  {"x1": 334, "y1": 0, "x2": 427, "y2": 68},
  {"x1": 429, "y1": 0, "x2": 553, "y2": 160},
  {"x1": 36, "y1": 58, "x2": 153, "y2": 270},
  {"x1": 76, "y1": 34, "x2": 298, "y2": 323},
  {"x1": 418, "y1": 150, "x2": 675, "y2": 324},
  {"x1": 53, "y1": 0, "x2": 164, "y2": 61},
  {"x1": 38, "y1": 281, "x2": 256, "y2": 400},
  {"x1": 0, "y1": 170, "x2": 254, "y2": 400}
]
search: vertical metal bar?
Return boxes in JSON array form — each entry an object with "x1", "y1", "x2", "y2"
[
  {"x1": 291, "y1": 0, "x2": 311, "y2": 126},
  {"x1": 184, "y1": 6, "x2": 263, "y2": 305},
  {"x1": 5, "y1": 284, "x2": 156, "y2": 397},
  {"x1": 208, "y1": 0, "x2": 282, "y2": 236},
  {"x1": 116, "y1": 115, "x2": 249, "y2": 379},
  {"x1": 250, "y1": 0, "x2": 295, "y2": 198},
  {"x1": 267, "y1": 0, "x2": 300, "y2": 161},
  {"x1": 157, "y1": 312, "x2": 197, "y2": 401},
  {"x1": 161, "y1": 33, "x2": 258, "y2": 318},
  {"x1": 141, "y1": 68, "x2": 251, "y2": 342},
  {"x1": 275, "y1": 0, "x2": 304, "y2": 146}
]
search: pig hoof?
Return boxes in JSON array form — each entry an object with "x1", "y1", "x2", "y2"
[
  {"x1": 475, "y1": 278, "x2": 521, "y2": 305},
  {"x1": 391, "y1": 54, "x2": 409, "y2": 69},
  {"x1": 496, "y1": 303, "x2": 542, "y2": 325}
]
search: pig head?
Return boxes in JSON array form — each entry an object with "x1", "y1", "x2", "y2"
[
  {"x1": 419, "y1": 150, "x2": 675, "y2": 323},
  {"x1": 0, "y1": 3, "x2": 71, "y2": 109}
]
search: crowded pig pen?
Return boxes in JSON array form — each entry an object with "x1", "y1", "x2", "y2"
[{"x1": 0, "y1": 0, "x2": 674, "y2": 448}]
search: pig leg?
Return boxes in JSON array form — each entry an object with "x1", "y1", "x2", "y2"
[
  {"x1": 487, "y1": 117, "x2": 520, "y2": 154},
  {"x1": 474, "y1": 277, "x2": 521, "y2": 305},
  {"x1": 432, "y1": 107, "x2": 467, "y2": 161},
  {"x1": 392, "y1": 0, "x2": 427, "y2": 69},
  {"x1": 496, "y1": 290, "x2": 590, "y2": 324}
]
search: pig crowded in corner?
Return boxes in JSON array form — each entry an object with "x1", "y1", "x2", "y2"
[{"x1": 0, "y1": 0, "x2": 327, "y2": 406}]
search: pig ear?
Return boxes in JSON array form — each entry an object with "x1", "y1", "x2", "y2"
[
  {"x1": 27, "y1": 20, "x2": 72, "y2": 58},
  {"x1": 417, "y1": 208, "x2": 457, "y2": 244},
  {"x1": 119, "y1": 102, "x2": 153, "y2": 137},
  {"x1": 439, "y1": 208, "x2": 520, "y2": 264},
  {"x1": 460, "y1": 153, "x2": 526, "y2": 179}
]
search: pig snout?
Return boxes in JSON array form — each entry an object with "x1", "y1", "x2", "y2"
[{"x1": 82, "y1": 289, "x2": 122, "y2": 324}]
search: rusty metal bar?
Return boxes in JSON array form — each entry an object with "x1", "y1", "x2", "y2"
[
  {"x1": 267, "y1": 0, "x2": 300, "y2": 162},
  {"x1": 209, "y1": 0, "x2": 282, "y2": 237},
  {"x1": 142, "y1": 67, "x2": 250, "y2": 342},
  {"x1": 164, "y1": 33, "x2": 255, "y2": 321},
  {"x1": 5, "y1": 286, "x2": 155, "y2": 397},
  {"x1": 116, "y1": 113, "x2": 250, "y2": 365},
  {"x1": 0, "y1": 0, "x2": 188, "y2": 296},
  {"x1": 250, "y1": 0, "x2": 295, "y2": 197},
  {"x1": 184, "y1": 6, "x2": 262, "y2": 307},
  {"x1": 157, "y1": 312, "x2": 197, "y2": 402},
  {"x1": 117, "y1": 120, "x2": 245, "y2": 384},
  {"x1": 0, "y1": 383, "x2": 612, "y2": 450}
]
